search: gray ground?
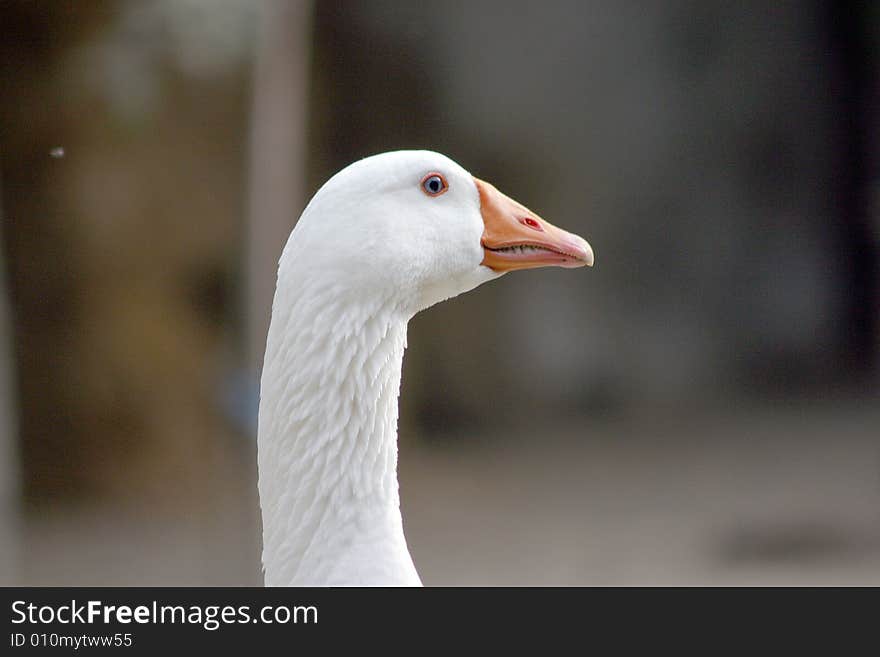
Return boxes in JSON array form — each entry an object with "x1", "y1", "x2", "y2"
[{"x1": 13, "y1": 405, "x2": 880, "y2": 586}]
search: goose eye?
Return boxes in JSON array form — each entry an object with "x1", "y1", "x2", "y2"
[{"x1": 421, "y1": 173, "x2": 448, "y2": 197}]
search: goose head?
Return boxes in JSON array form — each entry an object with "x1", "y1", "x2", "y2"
[
  {"x1": 286, "y1": 150, "x2": 593, "y2": 313},
  {"x1": 261, "y1": 150, "x2": 593, "y2": 585}
]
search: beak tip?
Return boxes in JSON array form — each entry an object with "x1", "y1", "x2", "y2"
[{"x1": 580, "y1": 240, "x2": 595, "y2": 268}]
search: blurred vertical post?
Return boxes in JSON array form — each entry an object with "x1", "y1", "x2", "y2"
[
  {"x1": 0, "y1": 181, "x2": 20, "y2": 584},
  {"x1": 826, "y1": 0, "x2": 879, "y2": 381},
  {"x1": 245, "y1": 0, "x2": 313, "y2": 382}
]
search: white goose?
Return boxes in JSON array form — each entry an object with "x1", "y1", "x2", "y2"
[{"x1": 258, "y1": 150, "x2": 593, "y2": 586}]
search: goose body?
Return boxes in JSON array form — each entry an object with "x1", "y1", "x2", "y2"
[{"x1": 258, "y1": 150, "x2": 592, "y2": 586}]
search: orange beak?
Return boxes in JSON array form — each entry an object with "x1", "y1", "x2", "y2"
[{"x1": 476, "y1": 178, "x2": 594, "y2": 272}]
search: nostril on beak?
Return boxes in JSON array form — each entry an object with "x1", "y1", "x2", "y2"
[{"x1": 521, "y1": 217, "x2": 544, "y2": 231}]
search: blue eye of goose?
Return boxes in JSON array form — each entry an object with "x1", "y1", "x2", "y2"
[{"x1": 421, "y1": 174, "x2": 447, "y2": 196}]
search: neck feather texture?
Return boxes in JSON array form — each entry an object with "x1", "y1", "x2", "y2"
[{"x1": 258, "y1": 271, "x2": 421, "y2": 586}]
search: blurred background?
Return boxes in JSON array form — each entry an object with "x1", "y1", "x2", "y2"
[{"x1": 1, "y1": 0, "x2": 878, "y2": 585}]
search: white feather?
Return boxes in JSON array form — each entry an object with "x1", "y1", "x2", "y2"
[{"x1": 258, "y1": 151, "x2": 500, "y2": 586}]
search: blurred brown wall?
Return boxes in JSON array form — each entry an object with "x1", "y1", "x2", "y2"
[{"x1": 1, "y1": 2, "x2": 250, "y2": 502}]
